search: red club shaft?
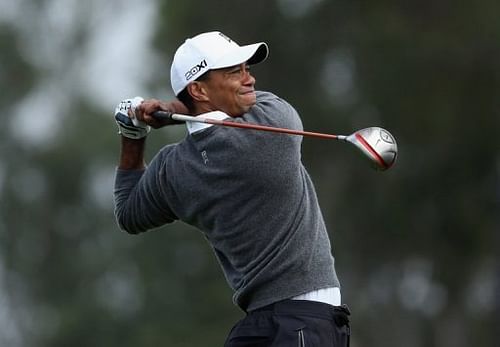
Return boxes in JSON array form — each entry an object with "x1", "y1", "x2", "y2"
[
  {"x1": 210, "y1": 118, "x2": 339, "y2": 140},
  {"x1": 155, "y1": 112, "x2": 343, "y2": 140}
]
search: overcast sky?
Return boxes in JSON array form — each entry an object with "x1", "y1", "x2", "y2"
[{"x1": 1, "y1": 0, "x2": 160, "y2": 148}]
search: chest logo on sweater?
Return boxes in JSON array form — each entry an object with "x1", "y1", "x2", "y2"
[{"x1": 201, "y1": 150, "x2": 209, "y2": 165}]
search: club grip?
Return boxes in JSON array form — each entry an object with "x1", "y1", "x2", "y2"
[
  {"x1": 151, "y1": 110, "x2": 173, "y2": 120},
  {"x1": 151, "y1": 110, "x2": 186, "y2": 125}
]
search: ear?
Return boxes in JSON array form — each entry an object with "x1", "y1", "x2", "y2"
[{"x1": 187, "y1": 82, "x2": 210, "y2": 102}]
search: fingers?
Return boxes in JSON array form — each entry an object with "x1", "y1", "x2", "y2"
[
  {"x1": 138, "y1": 99, "x2": 189, "y2": 116},
  {"x1": 160, "y1": 100, "x2": 189, "y2": 115},
  {"x1": 133, "y1": 100, "x2": 159, "y2": 129},
  {"x1": 136, "y1": 99, "x2": 161, "y2": 120},
  {"x1": 137, "y1": 99, "x2": 188, "y2": 126}
]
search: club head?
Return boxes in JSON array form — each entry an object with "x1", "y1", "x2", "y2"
[{"x1": 346, "y1": 127, "x2": 398, "y2": 171}]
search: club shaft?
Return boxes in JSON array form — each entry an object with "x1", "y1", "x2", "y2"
[{"x1": 154, "y1": 112, "x2": 346, "y2": 140}]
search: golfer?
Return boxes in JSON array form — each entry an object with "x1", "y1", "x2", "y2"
[{"x1": 114, "y1": 31, "x2": 350, "y2": 346}]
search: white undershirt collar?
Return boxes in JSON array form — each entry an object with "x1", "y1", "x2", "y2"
[{"x1": 186, "y1": 111, "x2": 231, "y2": 134}]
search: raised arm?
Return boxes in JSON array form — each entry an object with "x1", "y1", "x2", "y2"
[{"x1": 113, "y1": 96, "x2": 188, "y2": 233}]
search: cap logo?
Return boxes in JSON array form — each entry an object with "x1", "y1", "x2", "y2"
[
  {"x1": 185, "y1": 59, "x2": 208, "y2": 81},
  {"x1": 218, "y1": 32, "x2": 232, "y2": 43}
]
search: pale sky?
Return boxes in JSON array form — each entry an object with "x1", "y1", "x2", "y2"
[{"x1": 2, "y1": 0, "x2": 161, "y2": 148}]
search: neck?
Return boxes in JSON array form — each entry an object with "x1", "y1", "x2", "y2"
[{"x1": 192, "y1": 102, "x2": 216, "y2": 116}]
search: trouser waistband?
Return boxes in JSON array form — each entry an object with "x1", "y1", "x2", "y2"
[{"x1": 251, "y1": 299, "x2": 350, "y2": 324}]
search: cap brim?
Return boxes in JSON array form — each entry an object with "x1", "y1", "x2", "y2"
[{"x1": 212, "y1": 42, "x2": 269, "y2": 69}]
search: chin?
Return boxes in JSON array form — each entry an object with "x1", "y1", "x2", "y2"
[
  {"x1": 239, "y1": 92, "x2": 256, "y2": 105},
  {"x1": 229, "y1": 103, "x2": 255, "y2": 117},
  {"x1": 230, "y1": 110, "x2": 247, "y2": 117},
  {"x1": 241, "y1": 103, "x2": 256, "y2": 116}
]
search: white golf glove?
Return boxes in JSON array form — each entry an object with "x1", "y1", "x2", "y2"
[{"x1": 114, "y1": 96, "x2": 151, "y2": 139}]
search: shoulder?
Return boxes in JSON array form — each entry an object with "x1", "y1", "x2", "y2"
[
  {"x1": 158, "y1": 143, "x2": 178, "y2": 156},
  {"x1": 151, "y1": 143, "x2": 180, "y2": 166},
  {"x1": 249, "y1": 91, "x2": 302, "y2": 129},
  {"x1": 255, "y1": 91, "x2": 293, "y2": 109}
]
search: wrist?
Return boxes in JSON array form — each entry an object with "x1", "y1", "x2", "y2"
[{"x1": 119, "y1": 136, "x2": 147, "y2": 170}]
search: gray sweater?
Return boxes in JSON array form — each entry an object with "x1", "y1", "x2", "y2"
[{"x1": 114, "y1": 91, "x2": 340, "y2": 311}]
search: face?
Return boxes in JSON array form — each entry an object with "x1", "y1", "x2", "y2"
[{"x1": 197, "y1": 63, "x2": 256, "y2": 117}]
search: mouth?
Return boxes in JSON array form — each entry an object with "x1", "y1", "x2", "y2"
[
  {"x1": 239, "y1": 89, "x2": 256, "y2": 102},
  {"x1": 240, "y1": 89, "x2": 255, "y2": 96}
]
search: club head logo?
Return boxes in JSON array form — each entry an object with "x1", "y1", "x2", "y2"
[{"x1": 379, "y1": 129, "x2": 395, "y2": 144}]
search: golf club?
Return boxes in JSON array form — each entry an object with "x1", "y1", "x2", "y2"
[{"x1": 152, "y1": 111, "x2": 398, "y2": 170}]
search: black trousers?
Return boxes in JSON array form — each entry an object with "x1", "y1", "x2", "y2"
[{"x1": 224, "y1": 300, "x2": 351, "y2": 347}]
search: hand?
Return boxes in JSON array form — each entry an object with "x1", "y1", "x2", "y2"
[
  {"x1": 136, "y1": 99, "x2": 189, "y2": 128},
  {"x1": 114, "y1": 97, "x2": 151, "y2": 139}
]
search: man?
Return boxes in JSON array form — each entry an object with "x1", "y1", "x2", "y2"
[{"x1": 114, "y1": 31, "x2": 350, "y2": 346}]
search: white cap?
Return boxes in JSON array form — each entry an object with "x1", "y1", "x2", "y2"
[{"x1": 170, "y1": 31, "x2": 269, "y2": 96}]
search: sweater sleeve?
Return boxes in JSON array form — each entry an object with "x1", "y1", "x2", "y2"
[{"x1": 113, "y1": 147, "x2": 178, "y2": 234}]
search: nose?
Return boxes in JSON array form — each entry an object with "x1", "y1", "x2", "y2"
[{"x1": 241, "y1": 66, "x2": 255, "y2": 85}]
